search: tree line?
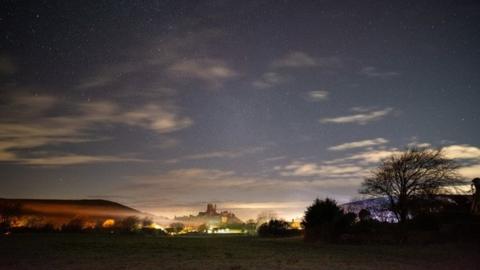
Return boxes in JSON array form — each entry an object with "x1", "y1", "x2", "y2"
[{"x1": 258, "y1": 148, "x2": 479, "y2": 244}]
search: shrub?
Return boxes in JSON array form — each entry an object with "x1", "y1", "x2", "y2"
[
  {"x1": 257, "y1": 219, "x2": 300, "y2": 237},
  {"x1": 168, "y1": 222, "x2": 185, "y2": 234},
  {"x1": 302, "y1": 198, "x2": 353, "y2": 242},
  {"x1": 358, "y1": 209, "x2": 371, "y2": 222},
  {"x1": 116, "y1": 216, "x2": 141, "y2": 233},
  {"x1": 61, "y1": 218, "x2": 85, "y2": 232}
]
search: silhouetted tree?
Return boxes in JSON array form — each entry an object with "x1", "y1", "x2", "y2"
[
  {"x1": 169, "y1": 222, "x2": 185, "y2": 234},
  {"x1": 142, "y1": 217, "x2": 154, "y2": 228},
  {"x1": 39, "y1": 223, "x2": 56, "y2": 233},
  {"x1": 245, "y1": 219, "x2": 257, "y2": 234},
  {"x1": 117, "y1": 216, "x2": 140, "y2": 233},
  {"x1": 0, "y1": 202, "x2": 22, "y2": 231},
  {"x1": 256, "y1": 211, "x2": 277, "y2": 229},
  {"x1": 61, "y1": 218, "x2": 85, "y2": 232},
  {"x1": 302, "y1": 198, "x2": 351, "y2": 242},
  {"x1": 24, "y1": 215, "x2": 45, "y2": 229},
  {"x1": 257, "y1": 219, "x2": 291, "y2": 237},
  {"x1": 359, "y1": 209, "x2": 371, "y2": 222},
  {"x1": 360, "y1": 148, "x2": 464, "y2": 223}
]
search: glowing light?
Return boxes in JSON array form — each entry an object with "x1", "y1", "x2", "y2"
[
  {"x1": 102, "y1": 219, "x2": 115, "y2": 228},
  {"x1": 148, "y1": 223, "x2": 164, "y2": 230},
  {"x1": 289, "y1": 219, "x2": 302, "y2": 229}
]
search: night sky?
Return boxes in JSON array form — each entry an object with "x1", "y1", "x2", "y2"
[{"x1": 1, "y1": 0, "x2": 479, "y2": 220}]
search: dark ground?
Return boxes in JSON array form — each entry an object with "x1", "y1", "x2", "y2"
[{"x1": 0, "y1": 233, "x2": 478, "y2": 270}]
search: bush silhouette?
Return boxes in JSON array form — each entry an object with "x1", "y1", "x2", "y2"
[
  {"x1": 302, "y1": 198, "x2": 353, "y2": 242},
  {"x1": 359, "y1": 209, "x2": 371, "y2": 222},
  {"x1": 116, "y1": 216, "x2": 141, "y2": 233},
  {"x1": 257, "y1": 219, "x2": 300, "y2": 237},
  {"x1": 0, "y1": 202, "x2": 22, "y2": 232},
  {"x1": 168, "y1": 222, "x2": 185, "y2": 234},
  {"x1": 61, "y1": 218, "x2": 85, "y2": 232}
]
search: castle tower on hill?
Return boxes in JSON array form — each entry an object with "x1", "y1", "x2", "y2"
[
  {"x1": 175, "y1": 203, "x2": 243, "y2": 228},
  {"x1": 206, "y1": 203, "x2": 217, "y2": 215}
]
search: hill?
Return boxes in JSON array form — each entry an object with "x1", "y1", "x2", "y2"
[
  {"x1": 0, "y1": 198, "x2": 148, "y2": 228},
  {"x1": 341, "y1": 195, "x2": 472, "y2": 222}
]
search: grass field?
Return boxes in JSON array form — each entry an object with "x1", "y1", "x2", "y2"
[{"x1": 0, "y1": 233, "x2": 478, "y2": 270}]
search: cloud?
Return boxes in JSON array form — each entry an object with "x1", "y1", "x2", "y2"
[
  {"x1": 320, "y1": 107, "x2": 393, "y2": 125},
  {"x1": 329, "y1": 138, "x2": 388, "y2": 151},
  {"x1": 166, "y1": 147, "x2": 264, "y2": 164},
  {"x1": 323, "y1": 147, "x2": 401, "y2": 166},
  {"x1": 407, "y1": 142, "x2": 432, "y2": 148},
  {"x1": 328, "y1": 144, "x2": 480, "y2": 179},
  {"x1": 77, "y1": 62, "x2": 142, "y2": 89},
  {"x1": 0, "y1": 93, "x2": 191, "y2": 166},
  {"x1": 252, "y1": 72, "x2": 287, "y2": 89},
  {"x1": 458, "y1": 164, "x2": 480, "y2": 179},
  {"x1": 20, "y1": 154, "x2": 144, "y2": 166},
  {"x1": 272, "y1": 51, "x2": 317, "y2": 68},
  {"x1": 259, "y1": 156, "x2": 287, "y2": 163},
  {"x1": 279, "y1": 161, "x2": 366, "y2": 178},
  {"x1": 120, "y1": 168, "x2": 253, "y2": 191},
  {"x1": 360, "y1": 66, "x2": 399, "y2": 78},
  {"x1": 307, "y1": 90, "x2": 329, "y2": 101},
  {"x1": 440, "y1": 144, "x2": 480, "y2": 179},
  {"x1": 442, "y1": 145, "x2": 480, "y2": 160},
  {"x1": 272, "y1": 51, "x2": 342, "y2": 69},
  {"x1": 168, "y1": 58, "x2": 238, "y2": 88},
  {"x1": 166, "y1": 168, "x2": 236, "y2": 181},
  {"x1": 346, "y1": 149, "x2": 401, "y2": 164},
  {"x1": 76, "y1": 28, "x2": 232, "y2": 91},
  {"x1": 122, "y1": 104, "x2": 192, "y2": 133}
]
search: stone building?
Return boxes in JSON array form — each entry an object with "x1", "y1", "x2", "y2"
[{"x1": 174, "y1": 203, "x2": 243, "y2": 231}]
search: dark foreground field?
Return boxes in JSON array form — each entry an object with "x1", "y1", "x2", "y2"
[{"x1": 0, "y1": 234, "x2": 478, "y2": 270}]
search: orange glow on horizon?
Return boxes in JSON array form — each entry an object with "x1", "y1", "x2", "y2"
[{"x1": 102, "y1": 219, "x2": 115, "y2": 228}]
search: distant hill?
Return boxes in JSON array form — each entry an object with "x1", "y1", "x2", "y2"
[
  {"x1": 341, "y1": 195, "x2": 472, "y2": 222},
  {"x1": 0, "y1": 198, "x2": 142, "y2": 217},
  {"x1": 0, "y1": 198, "x2": 151, "y2": 228}
]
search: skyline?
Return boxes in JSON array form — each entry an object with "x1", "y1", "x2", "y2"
[{"x1": 1, "y1": 0, "x2": 480, "y2": 220}]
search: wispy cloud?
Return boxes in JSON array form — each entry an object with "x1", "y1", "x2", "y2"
[
  {"x1": 279, "y1": 161, "x2": 366, "y2": 178},
  {"x1": 345, "y1": 149, "x2": 401, "y2": 164},
  {"x1": 306, "y1": 90, "x2": 329, "y2": 101},
  {"x1": 253, "y1": 51, "x2": 341, "y2": 89},
  {"x1": 168, "y1": 58, "x2": 238, "y2": 88},
  {"x1": 77, "y1": 29, "x2": 233, "y2": 91},
  {"x1": 20, "y1": 154, "x2": 145, "y2": 166},
  {"x1": 407, "y1": 140, "x2": 432, "y2": 148},
  {"x1": 76, "y1": 62, "x2": 142, "y2": 89},
  {"x1": 360, "y1": 66, "x2": 399, "y2": 78},
  {"x1": 166, "y1": 147, "x2": 264, "y2": 164},
  {"x1": 272, "y1": 51, "x2": 317, "y2": 68},
  {"x1": 458, "y1": 164, "x2": 480, "y2": 179},
  {"x1": 252, "y1": 72, "x2": 287, "y2": 89},
  {"x1": 329, "y1": 138, "x2": 388, "y2": 151},
  {"x1": 122, "y1": 104, "x2": 192, "y2": 133},
  {"x1": 272, "y1": 51, "x2": 342, "y2": 69},
  {"x1": 320, "y1": 107, "x2": 393, "y2": 125},
  {"x1": 0, "y1": 93, "x2": 191, "y2": 166},
  {"x1": 442, "y1": 145, "x2": 480, "y2": 160},
  {"x1": 259, "y1": 156, "x2": 287, "y2": 163},
  {"x1": 441, "y1": 144, "x2": 480, "y2": 179}
]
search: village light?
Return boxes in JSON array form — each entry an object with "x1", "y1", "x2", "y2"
[{"x1": 102, "y1": 219, "x2": 115, "y2": 228}]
